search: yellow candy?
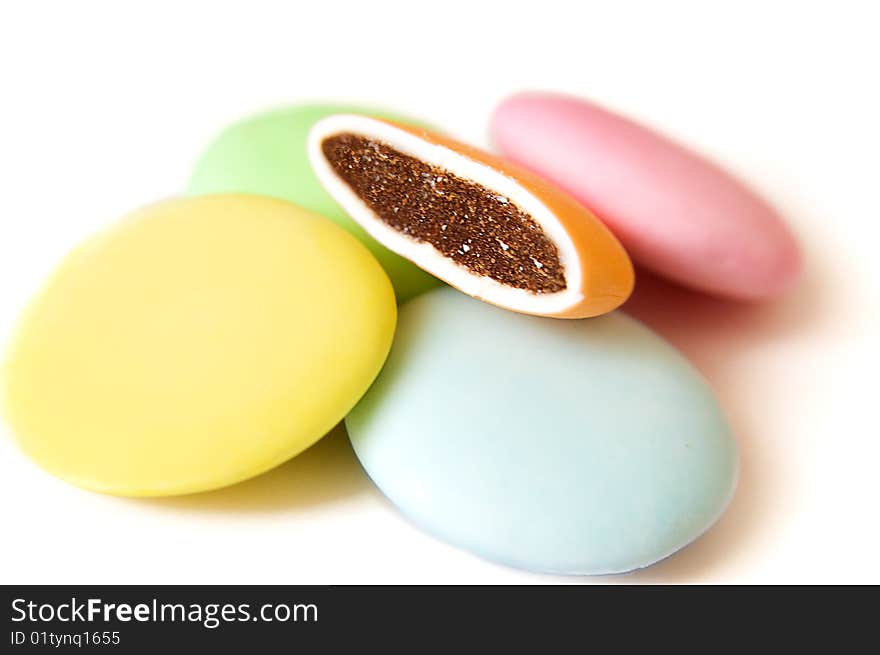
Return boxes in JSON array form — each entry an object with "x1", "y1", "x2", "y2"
[{"x1": 2, "y1": 195, "x2": 396, "y2": 496}]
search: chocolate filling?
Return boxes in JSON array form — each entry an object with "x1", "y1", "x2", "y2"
[{"x1": 322, "y1": 133, "x2": 566, "y2": 293}]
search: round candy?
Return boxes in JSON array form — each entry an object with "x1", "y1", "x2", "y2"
[
  {"x1": 2, "y1": 195, "x2": 396, "y2": 496},
  {"x1": 491, "y1": 92, "x2": 802, "y2": 300},
  {"x1": 346, "y1": 287, "x2": 738, "y2": 574},
  {"x1": 309, "y1": 114, "x2": 633, "y2": 318},
  {"x1": 186, "y1": 104, "x2": 441, "y2": 302}
]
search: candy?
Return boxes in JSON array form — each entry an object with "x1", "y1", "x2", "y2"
[
  {"x1": 309, "y1": 115, "x2": 634, "y2": 318},
  {"x1": 346, "y1": 287, "x2": 738, "y2": 574},
  {"x1": 2, "y1": 195, "x2": 396, "y2": 496},
  {"x1": 491, "y1": 92, "x2": 802, "y2": 300},
  {"x1": 186, "y1": 104, "x2": 441, "y2": 302}
]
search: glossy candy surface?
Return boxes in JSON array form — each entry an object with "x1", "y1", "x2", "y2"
[
  {"x1": 2, "y1": 195, "x2": 397, "y2": 496},
  {"x1": 347, "y1": 287, "x2": 738, "y2": 574},
  {"x1": 491, "y1": 92, "x2": 802, "y2": 300},
  {"x1": 187, "y1": 104, "x2": 440, "y2": 302}
]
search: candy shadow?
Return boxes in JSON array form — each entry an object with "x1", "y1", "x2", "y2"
[
  {"x1": 599, "y1": 260, "x2": 828, "y2": 582},
  {"x1": 141, "y1": 423, "x2": 373, "y2": 515}
]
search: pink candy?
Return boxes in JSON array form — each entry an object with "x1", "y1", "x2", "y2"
[{"x1": 491, "y1": 92, "x2": 801, "y2": 300}]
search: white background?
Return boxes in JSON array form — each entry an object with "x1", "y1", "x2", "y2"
[{"x1": 1, "y1": 1, "x2": 877, "y2": 584}]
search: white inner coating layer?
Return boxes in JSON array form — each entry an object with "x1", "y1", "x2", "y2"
[{"x1": 308, "y1": 115, "x2": 584, "y2": 314}]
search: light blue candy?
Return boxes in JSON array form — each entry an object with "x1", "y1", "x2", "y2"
[{"x1": 346, "y1": 288, "x2": 738, "y2": 575}]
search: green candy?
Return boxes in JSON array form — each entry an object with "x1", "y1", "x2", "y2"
[{"x1": 186, "y1": 104, "x2": 441, "y2": 302}]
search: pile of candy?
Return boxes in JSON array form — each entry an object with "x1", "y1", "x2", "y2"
[{"x1": 2, "y1": 93, "x2": 800, "y2": 574}]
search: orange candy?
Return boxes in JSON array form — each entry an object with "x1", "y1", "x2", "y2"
[{"x1": 309, "y1": 115, "x2": 634, "y2": 318}]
